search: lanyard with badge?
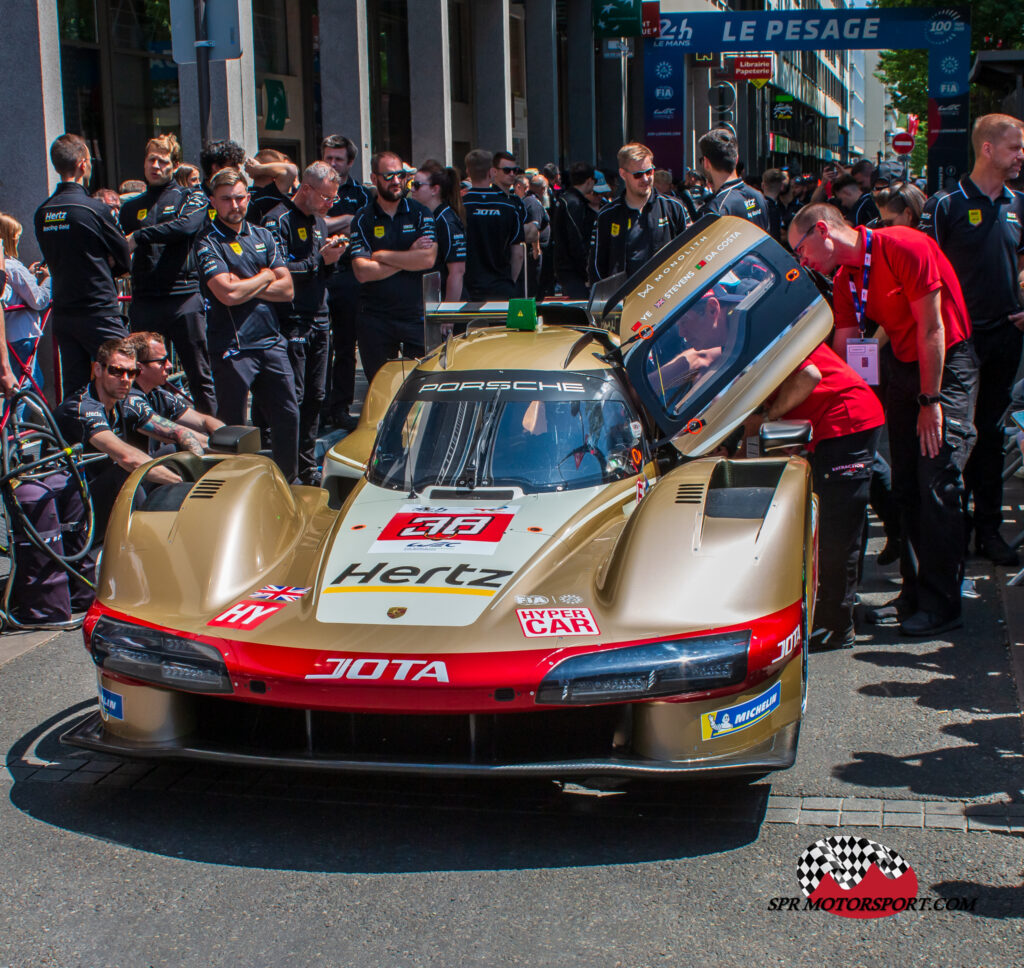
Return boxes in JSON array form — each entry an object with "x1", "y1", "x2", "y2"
[{"x1": 845, "y1": 228, "x2": 879, "y2": 385}]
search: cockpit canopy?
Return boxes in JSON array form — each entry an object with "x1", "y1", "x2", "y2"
[{"x1": 369, "y1": 371, "x2": 648, "y2": 495}]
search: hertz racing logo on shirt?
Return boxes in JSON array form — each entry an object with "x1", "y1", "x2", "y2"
[
  {"x1": 610, "y1": 223, "x2": 620, "y2": 237},
  {"x1": 298, "y1": 227, "x2": 308, "y2": 241},
  {"x1": 701, "y1": 681, "x2": 781, "y2": 740},
  {"x1": 230, "y1": 242, "x2": 243, "y2": 254},
  {"x1": 968, "y1": 209, "x2": 982, "y2": 226},
  {"x1": 374, "y1": 225, "x2": 386, "y2": 238},
  {"x1": 137, "y1": 208, "x2": 148, "y2": 220}
]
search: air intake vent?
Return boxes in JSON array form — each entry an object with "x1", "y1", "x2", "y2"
[
  {"x1": 675, "y1": 484, "x2": 704, "y2": 504},
  {"x1": 189, "y1": 478, "x2": 225, "y2": 500}
]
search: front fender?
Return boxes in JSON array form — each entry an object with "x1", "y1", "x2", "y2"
[
  {"x1": 596, "y1": 457, "x2": 811, "y2": 634},
  {"x1": 96, "y1": 454, "x2": 330, "y2": 619}
]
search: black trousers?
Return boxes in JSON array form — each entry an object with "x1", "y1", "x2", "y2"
[
  {"x1": 283, "y1": 318, "x2": 330, "y2": 484},
  {"x1": 212, "y1": 340, "x2": 300, "y2": 484},
  {"x1": 962, "y1": 320, "x2": 1023, "y2": 539},
  {"x1": 884, "y1": 340, "x2": 978, "y2": 619},
  {"x1": 325, "y1": 271, "x2": 360, "y2": 416},
  {"x1": 555, "y1": 270, "x2": 589, "y2": 300},
  {"x1": 810, "y1": 427, "x2": 881, "y2": 637},
  {"x1": 356, "y1": 313, "x2": 424, "y2": 384},
  {"x1": 53, "y1": 313, "x2": 128, "y2": 398},
  {"x1": 129, "y1": 293, "x2": 218, "y2": 416}
]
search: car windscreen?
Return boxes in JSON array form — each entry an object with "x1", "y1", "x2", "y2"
[
  {"x1": 368, "y1": 371, "x2": 648, "y2": 494},
  {"x1": 641, "y1": 253, "x2": 776, "y2": 416}
]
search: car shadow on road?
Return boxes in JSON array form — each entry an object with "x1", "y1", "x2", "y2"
[
  {"x1": 6, "y1": 702, "x2": 768, "y2": 874},
  {"x1": 929, "y1": 879, "x2": 1024, "y2": 920}
]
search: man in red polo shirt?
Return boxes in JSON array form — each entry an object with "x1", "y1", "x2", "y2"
[
  {"x1": 788, "y1": 204, "x2": 977, "y2": 638},
  {"x1": 762, "y1": 343, "x2": 885, "y2": 649}
]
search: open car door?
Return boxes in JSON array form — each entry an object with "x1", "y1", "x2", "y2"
[{"x1": 614, "y1": 215, "x2": 834, "y2": 456}]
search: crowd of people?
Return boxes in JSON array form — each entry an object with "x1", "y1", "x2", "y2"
[{"x1": 1, "y1": 114, "x2": 1022, "y2": 645}]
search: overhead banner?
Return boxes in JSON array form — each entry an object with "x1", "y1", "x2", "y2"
[
  {"x1": 645, "y1": 7, "x2": 971, "y2": 193},
  {"x1": 643, "y1": 35, "x2": 687, "y2": 179}
]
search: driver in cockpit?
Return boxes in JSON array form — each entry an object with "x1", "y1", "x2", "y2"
[{"x1": 648, "y1": 288, "x2": 731, "y2": 397}]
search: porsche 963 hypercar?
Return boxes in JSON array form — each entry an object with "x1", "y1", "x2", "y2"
[{"x1": 67, "y1": 216, "x2": 832, "y2": 779}]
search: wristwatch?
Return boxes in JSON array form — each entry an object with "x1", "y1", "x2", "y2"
[{"x1": 916, "y1": 393, "x2": 941, "y2": 407}]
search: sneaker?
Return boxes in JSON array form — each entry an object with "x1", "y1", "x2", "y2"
[
  {"x1": 899, "y1": 610, "x2": 963, "y2": 638},
  {"x1": 865, "y1": 595, "x2": 915, "y2": 625},
  {"x1": 976, "y1": 532, "x2": 1019, "y2": 566}
]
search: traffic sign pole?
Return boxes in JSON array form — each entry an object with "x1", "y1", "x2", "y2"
[{"x1": 194, "y1": 0, "x2": 212, "y2": 149}]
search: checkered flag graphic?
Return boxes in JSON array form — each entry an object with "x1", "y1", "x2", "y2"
[{"x1": 797, "y1": 836, "x2": 911, "y2": 896}]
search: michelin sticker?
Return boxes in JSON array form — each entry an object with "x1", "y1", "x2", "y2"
[
  {"x1": 99, "y1": 686, "x2": 124, "y2": 721},
  {"x1": 701, "y1": 681, "x2": 781, "y2": 740}
]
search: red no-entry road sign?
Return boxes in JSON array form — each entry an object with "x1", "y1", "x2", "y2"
[{"x1": 892, "y1": 132, "x2": 915, "y2": 155}]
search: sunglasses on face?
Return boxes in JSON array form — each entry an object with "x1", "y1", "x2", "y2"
[
  {"x1": 141, "y1": 354, "x2": 170, "y2": 366},
  {"x1": 410, "y1": 180, "x2": 430, "y2": 191},
  {"x1": 376, "y1": 171, "x2": 404, "y2": 181},
  {"x1": 629, "y1": 166, "x2": 656, "y2": 179},
  {"x1": 499, "y1": 166, "x2": 523, "y2": 175},
  {"x1": 106, "y1": 364, "x2": 139, "y2": 378}
]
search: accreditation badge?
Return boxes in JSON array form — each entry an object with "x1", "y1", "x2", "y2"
[
  {"x1": 298, "y1": 227, "x2": 308, "y2": 241},
  {"x1": 374, "y1": 225, "x2": 385, "y2": 238},
  {"x1": 968, "y1": 209, "x2": 982, "y2": 226},
  {"x1": 846, "y1": 338, "x2": 879, "y2": 386},
  {"x1": 230, "y1": 242, "x2": 243, "y2": 255}
]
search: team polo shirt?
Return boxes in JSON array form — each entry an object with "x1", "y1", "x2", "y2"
[
  {"x1": 462, "y1": 186, "x2": 526, "y2": 299},
  {"x1": 848, "y1": 192, "x2": 880, "y2": 228},
  {"x1": 263, "y1": 199, "x2": 332, "y2": 322},
  {"x1": 920, "y1": 176, "x2": 1024, "y2": 329},
  {"x1": 194, "y1": 217, "x2": 286, "y2": 355},
  {"x1": 348, "y1": 197, "x2": 436, "y2": 319},
  {"x1": 782, "y1": 344, "x2": 884, "y2": 451},
  {"x1": 246, "y1": 183, "x2": 288, "y2": 226},
  {"x1": 126, "y1": 385, "x2": 190, "y2": 453},
  {"x1": 56, "y1": 382, "x2": 156, "y2": 457},
  {"x1": 833, "y1": 227, "x2": 971, "y2": 364},
  {"x1": 432, "y1": 204, "x2": 467, "y2": 292},
  {"x1": 589, "y1": 192, "x2": 689, "y2": 283},
  {"x1": 699, "y1": 178, "x2": 770, "y2": 231},
  {"x1": 326, "y1": 176, "x2": 373, "y2": 282}
]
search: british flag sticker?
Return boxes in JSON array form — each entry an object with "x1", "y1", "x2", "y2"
[{"x1": 250, "y1": 585, "x2": 311, "y2": 603}]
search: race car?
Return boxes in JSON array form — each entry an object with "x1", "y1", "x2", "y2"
[{"x1": 66, "y1": 215, "x2": 832, "y2": 779}]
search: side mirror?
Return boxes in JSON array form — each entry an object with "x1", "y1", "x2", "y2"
[
  {"x1": 208, "y1": 425, "x2": 261, "y2": 455},
  {"x1": 758, "y1": 420, "x2": 812, "y2": 456}
]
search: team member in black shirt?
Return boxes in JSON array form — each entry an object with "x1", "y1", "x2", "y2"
[
  {"x1": 551, "y1": 162, "x2": 601, "y2": 299},
  {"x1": 264, "y1": 162, "x2": 349, "y2": 484},
  {"x1": 921, "y1": 113, "x2": 1024, "y2": 565},
  {"x1": 349, "y1": 151, "x2": 437, "y2": 382},
  {"x1": 697, "y1": 128, "x2": 770, "y2": 231},
  {"x1": 55, "y1": 338, "x2": 187, "y2": 533},
  {"x1": 588, "y1": 142, "x2": 689, "y2": 286},
  {"x1": 461, "y1": 149, "x2": 532, "y2": 300},
  {"x1": 321, "y1": 134, "x2": 373, "y2": 430},
  {"x1": 125, "y1": 331, "x2": 224, "y2": 455},
  {"x1": 121, "y1": 133, "x2": 218, "y2": 415},
  {"x1": 34, "y1": 134, "x2": 131, "y2": 397},
  {"x1": 409, "y1": 161, "x2": 467, "y2": 300},
  {"x1": 244, "y1": 149, "x2": 299, "y2": 225},
  {"x1": 194, "y1": 169, "x2": 299, "y2": 482},
  {"x1": 831, "y1": 173, "x2": 880, "y2": 227}
]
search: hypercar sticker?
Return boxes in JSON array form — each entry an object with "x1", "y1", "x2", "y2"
[
  {"x1": 701, "y1": 681, "x2": 781, "y2": 740},
  {"x1": 208, "y1": 600, "x2": 285, "y2": 629},
  {"x1": 370, "y1": 505, "x2": 519, "y2": 556},
  {"x1": 251, "y1": 585, "x2": 311, "y2": 602},
  {"x1": 516, "y1": 607, "x2": 600, "y2": 638},
  {"x1": 99, "y1": 686, "x2": 124, "y2": 720}
]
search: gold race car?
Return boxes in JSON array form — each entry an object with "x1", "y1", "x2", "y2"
[{"x1": 67, "y1": 215, "x2": 832, "y2": 779}]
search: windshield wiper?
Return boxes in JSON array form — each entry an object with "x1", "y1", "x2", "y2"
[{"x1": 458, "y1": 392, "x2": 502, "y2": 490}]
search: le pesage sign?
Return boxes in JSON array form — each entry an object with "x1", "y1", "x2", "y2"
[{"x1": 644, "y1": 7, "x2": 970, "y2": 194}]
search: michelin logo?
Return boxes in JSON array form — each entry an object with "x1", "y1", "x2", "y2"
[
  {"x1": 99, "y1": 686, "x2": 124, "y2": 721},
  {"x1": 701, "y1": 681, "x2": 780, "y2": 740}
]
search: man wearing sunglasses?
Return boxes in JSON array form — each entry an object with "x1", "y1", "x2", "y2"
[
  {"x1": 696, "y1": 128, "x2": 769, "y2": 231},
  {"x1": 125, "y1": 331, "x2": 224, "y2": 456},
  {"x1": 588, "y1": 142, "x2": 689, "y2": 286},
  {"x1": 462, "y1": 149, "x2": 537, "y2": 300},
  {"x1": 349, "y1": 151, "x2": 437, "y2": 381},
  {"x1": 56, "y1": 338, "x2": 185, "y2": 534}
]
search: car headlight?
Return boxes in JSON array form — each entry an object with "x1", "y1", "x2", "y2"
[
  {"x1": 90, "y1": 616, "x2": 233, "y2": 694},
  {"x1": 535, "y1": 630, "x2": 749, "y2": 705}
]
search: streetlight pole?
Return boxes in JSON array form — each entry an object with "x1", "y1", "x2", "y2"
[{"x1": 193, "y1": 0, "x2": 212, "y2": 148}]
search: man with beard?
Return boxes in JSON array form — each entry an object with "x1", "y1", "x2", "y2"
[
  {"x1": 121, "y1": 133, "x2": 218, "y2": 415},
  {"x1": 194, "y1": 169, "x2": 299, "y2": 482},
  {"x1": 919, "y1": 114, "x2": 1024, "y2": 565},
  {"x1": 349, "y1": 151, "x2": 437, "y2": 382}
]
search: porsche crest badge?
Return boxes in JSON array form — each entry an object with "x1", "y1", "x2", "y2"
[{"x1": 387, "y1": 607, "x2": 407, "y2": 619}]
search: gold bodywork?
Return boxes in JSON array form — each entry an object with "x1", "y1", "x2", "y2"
[{"x1": 71, "y1": 216, "x2": 825, "y2": 777}]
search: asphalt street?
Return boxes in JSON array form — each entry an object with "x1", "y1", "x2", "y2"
[{"x1": 1, "y1": 530, "x2": 1022, "y2": 966}]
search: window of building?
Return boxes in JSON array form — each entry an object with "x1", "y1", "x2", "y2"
[
  {"x1": 252, "y1": 0, "x2": 290, "y2": 75},
  {"x1": 369, "y1": 0, "x2": 411, "y2": 160}
]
